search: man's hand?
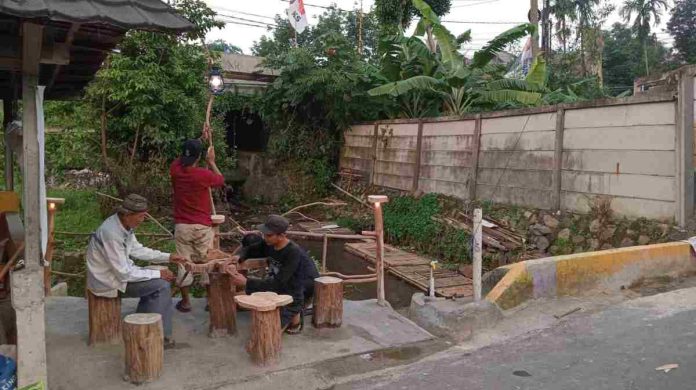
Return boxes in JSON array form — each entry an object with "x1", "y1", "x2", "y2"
[
  {"x1": 160, "y1": 269, "x2": 176, "y2": 282},
  {"x1": 206, "y1": 145, "x2": 216, "y2": 165},
  {"x1": 169, "y1": 254, "x2": 187, "y2": 264},
  {"x1": 230, "y1": 272, "x2": 247, "y2": 287}
]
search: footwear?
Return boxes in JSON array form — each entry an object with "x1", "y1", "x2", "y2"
[
  {"x1": 164, "y1": 338, "x2": 176, "y2": 350},
  {"x1": 284, "y1": 312, "x2": 304, "y2": 335},
  {"x1": 175, "y1": 300, "x2": 191, "y2": 313}
]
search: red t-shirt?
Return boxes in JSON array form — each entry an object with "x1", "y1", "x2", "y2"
[{"x1": 170, "y1": 158, "x2": 225, "y2": 226}]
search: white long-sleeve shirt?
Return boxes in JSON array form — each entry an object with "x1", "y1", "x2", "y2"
[{"x1": 86, "y1": 214, "x2": 170, "y2": 297}]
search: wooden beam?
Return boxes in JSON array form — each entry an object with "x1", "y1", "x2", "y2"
[
  {"x1": 411, "y1": 121, "x2": 424, "y2": 193},
  {"x1": 469, "y1": 114, "x2": 482, "y2": 200},
  {"x1": 47, "y1": 23, "x2": 80, "y2": 93},
  {"x1": 2, "y1": 98, "x2": 14, "y2": 190},
  {"x1": 12, "y1": 21, "x2": 48, "y2": 388},
  {"x1": 552, "y1": 107, "x2": 565, "y2": 211}
]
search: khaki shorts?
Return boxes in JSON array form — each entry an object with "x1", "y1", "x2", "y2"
[{"x1": 175, "y1": 224, "x2": 214, "y2": 287}]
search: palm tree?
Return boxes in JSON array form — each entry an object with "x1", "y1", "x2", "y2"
[{"x1": 620, "y1": 0, "x2": 668, "y2": 76}]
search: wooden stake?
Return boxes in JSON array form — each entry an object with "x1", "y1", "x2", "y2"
[
  {"x1": 368, "y1": 195, "x2": 389, "y2": 306},
  {"x1": 87, "y1": 291, "x2": 122, "y2": 345},
  {"x1": 207, "y1": 272, "x2": 237, "y2": 337},
  {"x1": 122, "y1": 313, "x2": 163, "y2": 384},
  {"x1": 473, "y1": 208, "x2": 483, "y2": 301},
  {"x1": 312, "y1": 276, "x2": 343, "y2": 328},
  {"x1": 321, "y1": 234, "x2": 328, "y2": 273}
]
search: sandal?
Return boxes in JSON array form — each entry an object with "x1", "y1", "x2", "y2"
[
  {"x1": 284, "y1": 312, "x2": 304, "y2": 335},
  {"x1": 175, "y1": 300, "x2": 192, "y2": 313}
]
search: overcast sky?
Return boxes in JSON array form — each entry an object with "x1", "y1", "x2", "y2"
[{"x1": 202, "y1": 0, "x2": 673, "y2": 54}]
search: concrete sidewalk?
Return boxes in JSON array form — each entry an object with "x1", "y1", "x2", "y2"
[{"x1": 45, "y1": 297, "x2": 433, "y2": 390}]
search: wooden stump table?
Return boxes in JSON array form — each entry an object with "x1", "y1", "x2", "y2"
[
  {"x1": 87, "y1": 290, "x2": 121, "y2": 345},
  {"x1": 234, "y1": 292, "x2": 293, "y2": 366},
  {"x1": 208, "y1": 270, "x2": 237, "y2": 337},
  {"x1": 313, "y1": 276, "x2": 344, "y2": 328},
  {"x1": 123, "y1": 313, "x2": 163, "y2": 384}
]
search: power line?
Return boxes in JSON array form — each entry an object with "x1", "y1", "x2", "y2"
[
  {"x1": 219, "y1": 19, "x2": 276, "y2": 29},
  {"x1": 442, "y1": 20, "x2": 525, "y2": 24},
  {"x1": 452, "y1": 0, "x2": 501, "y2": 8},
  {"x1": 212, "y1": 7, "x2": 278, "y2": 21},
  {"x1": 217, "y1": 13, "x2": 279, "y2": 27}
]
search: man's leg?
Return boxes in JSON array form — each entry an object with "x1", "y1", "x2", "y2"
[
  {"x1": 124, "y1": 279, "x2": 174, "y2": 339},
  {"x1": 174, "y1": 224, "x2": 213, "y2": 311}
]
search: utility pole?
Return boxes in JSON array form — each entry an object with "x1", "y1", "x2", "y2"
[
  {"x1": 530, "y1": 0, "x2": 540, "y2": 58},
  {"x1": 357, "y1": 0, "x2": 364, "y2": 55},
  {"x1": 541, "y1": 0, "x2": 551, "y2": 59}
]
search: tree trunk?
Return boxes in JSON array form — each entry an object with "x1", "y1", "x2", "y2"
[
  {"x1": 87, "y1": 291, "x2": 121, "y2": 346},
  {"x1": 123, "y1": 313, "x2": 163, "y2": 384},
  {"x1": 208, "y1": 272, "x2": 237, "y2": 337},
  {"x1": 312, "y1": 276, "x2": 343, "y2": 328},
  {"x1": 247, "y1": 309, "x2": 282, "y2": 366},
  {"x1": 644, "y1": 42, "x2": 650, "y2": 76}
]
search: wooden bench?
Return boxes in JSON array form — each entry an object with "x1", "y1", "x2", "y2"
[{"x1": 234, "y1": 292, "x2": 292, "y2": 366}]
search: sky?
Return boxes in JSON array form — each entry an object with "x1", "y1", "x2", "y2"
[{"x1": 202, "y1": 0, "x2": 674, "y2": 54}]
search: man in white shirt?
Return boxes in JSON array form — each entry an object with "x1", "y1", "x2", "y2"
[{"x1": 86, "y1": 194, "x2": 185, "y2": 347}]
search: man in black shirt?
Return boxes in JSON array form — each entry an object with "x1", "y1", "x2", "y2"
[{"x1": 234, "y1": 215, "x2": 319, "y2": 334}]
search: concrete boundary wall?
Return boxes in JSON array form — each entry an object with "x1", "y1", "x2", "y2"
[
  {"x1": 341, "y1": 70, "x2": 696, "y2": 224},
  {"x1": 486, "y1": 242, "x2": 695, "y2": 310}
]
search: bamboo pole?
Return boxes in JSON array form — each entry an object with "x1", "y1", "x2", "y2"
[
  {"x1": 43, "y1": 200, "x2": 59, "y2": 296},
  {"x1": 95, "y1": 192, "x2": 173, "y2": 237},
  {"x1": 473, "y1": 208, "x2": 483, "y2": 301}
]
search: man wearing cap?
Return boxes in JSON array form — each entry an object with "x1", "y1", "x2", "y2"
[
  {"x1": 233, "y1": 215, "x2": 320, "y2": 334},
  {"x1": 170, "y1": 138, "x2": 225, "y2": 312},
  {"x1": 86, "y1": 194, "x2": 186, "y2": 347}
]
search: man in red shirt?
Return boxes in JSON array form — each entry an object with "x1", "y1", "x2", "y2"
[{"x1": 170, "y1": 138, "x2": 225, "y2": 312}]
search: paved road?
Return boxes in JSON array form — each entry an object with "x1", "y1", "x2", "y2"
[{"x1": 337, "y1": 288, "x2": 696, "y2": 390}]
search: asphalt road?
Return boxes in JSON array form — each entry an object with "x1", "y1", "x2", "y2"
[{"x1": 337, "y1": 288, "x2": 696, "y2": 390}]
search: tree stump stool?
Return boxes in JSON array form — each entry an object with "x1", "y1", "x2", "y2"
[
  {"x1": 87, "y1": 290, "x2": 121, "y2": 345},
  {"x1": 313, "y1": 276, "x2": 344, "y2": 328},
  {"x1": 208, "y1": 271, "x2": 237, "y2": 337},
  {"x1": 234, "y1": 292, "x2": 293, "y2": 366},
  {"x1": 122, "y1": 313, "x2": 163, "y2": 384}
]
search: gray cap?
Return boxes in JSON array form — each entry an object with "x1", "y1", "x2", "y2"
[
  {"x1": 116, "y1": 194, "x2": 148, "y2": 214},
  {"x1": 257, "y1": 215, "x2": 289, "y2": 235}
]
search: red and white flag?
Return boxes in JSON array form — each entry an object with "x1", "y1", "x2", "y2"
[{"x1": 286, "y1": 0, "x2": 308, "y2": 33}]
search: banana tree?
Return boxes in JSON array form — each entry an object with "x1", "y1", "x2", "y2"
[{"x1": 370, "y1": 0, "x2": 546, "y2": 117}]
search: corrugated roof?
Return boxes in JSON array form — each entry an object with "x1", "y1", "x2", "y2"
[{"x1": 0, "y1": 0, "x2": 193, "y2": 32}]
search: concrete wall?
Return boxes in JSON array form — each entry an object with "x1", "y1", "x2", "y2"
[{"x1": 342, "y1": 94, "x2": 695, "y2": 223}]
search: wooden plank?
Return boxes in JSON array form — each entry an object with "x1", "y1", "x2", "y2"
[
  {"x1": 553, "y1": 107, "x2": 565, "y2": 210},
  {"x1": 295, "y1": 221, "x2": 354, "y2": 235}
]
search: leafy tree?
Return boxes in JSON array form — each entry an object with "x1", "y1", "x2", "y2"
[
  {"x1": 208, "y1": 39, "x2": 243, "y2": 54},
  {"x1": 369, "y1": 0, "x2": 543, "y2": 117},
  {"x1": 667, "y1": 0, "x2": 696, "y2": 65},
  {"x1": 252, "y1": 7, "x2": 380, "y2": 64},
  {"x1": 87, "y1": 0, "x2": 224, "y2": 165},
  {"x1": 602, "y1": 23, "x2": 669, "y2": 93},
  {"x1": 620, "y1": 0, "x2": 668, "y2": 75},
  {"x1": 374, "y1": 0, "x2": 451, "y2": 52}
]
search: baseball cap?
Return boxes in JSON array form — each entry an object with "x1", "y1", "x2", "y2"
[
  {"x1": 181, "y1": 139, "x2": 204, "y2": 167},
  {"x1": 257, "y1": 215, "x2": 289, "y2": 235},
  {"x1": 115, "y1": 193, "x2": 148, "y2": 214}
]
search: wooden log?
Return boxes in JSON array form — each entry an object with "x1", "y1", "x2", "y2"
[
  {"x1": 122, "y1": 313, "x2": 163, "y2": 384},
  {"x1": 235, "y1": 293, "x2": 292, "y2": 366},
  {"x1": 313, "y1": 276, "x2": 343, "y2": 328},
  {"x1": 87, "y1": 291, "x2": 121, "y2": 346},
  {"x1": 208, "y1": 272, "x2": 237, "y2": 337}
]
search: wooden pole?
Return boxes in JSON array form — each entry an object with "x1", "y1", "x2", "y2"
[
  {"x1": 473, "y1": 208, "x2": 483, "y2": 301},
  {"x1": 2, "y1": 99, "x2": 14, "y2": 191},
  {"x1": 122, "y1": 313, "x2": 163, "y2": 384},
  {"x1": 368, "y1": 195, "x2": 388, "y2": 306},
  {"x1": 43, "y1": 201, "x2": 57, "y2": 296},
  {"x1": 13, "y1": 21, "x2": 48, "y2": 388},
  {"x1": 321, "y1": 234, "x2": 328, "y2": 273},
  {"x1": 530, "y1": 0, "x2": 540, "y2": 58}
]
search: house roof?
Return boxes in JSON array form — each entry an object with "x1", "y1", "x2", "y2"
[
  {"x1": 0, "y1": 0, "x2": 194, "y2": 100},
  {"x1": 221, "y1": 54, "x2": 277, "y2": 77}
]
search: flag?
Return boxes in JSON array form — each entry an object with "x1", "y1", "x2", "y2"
[{"x1": 286, "y1": 0, "x2": 308, "y2": 34}]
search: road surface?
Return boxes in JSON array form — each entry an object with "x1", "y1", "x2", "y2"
[{"x1": 337, "y1": 287, "x2": 696, "y2": 390}]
